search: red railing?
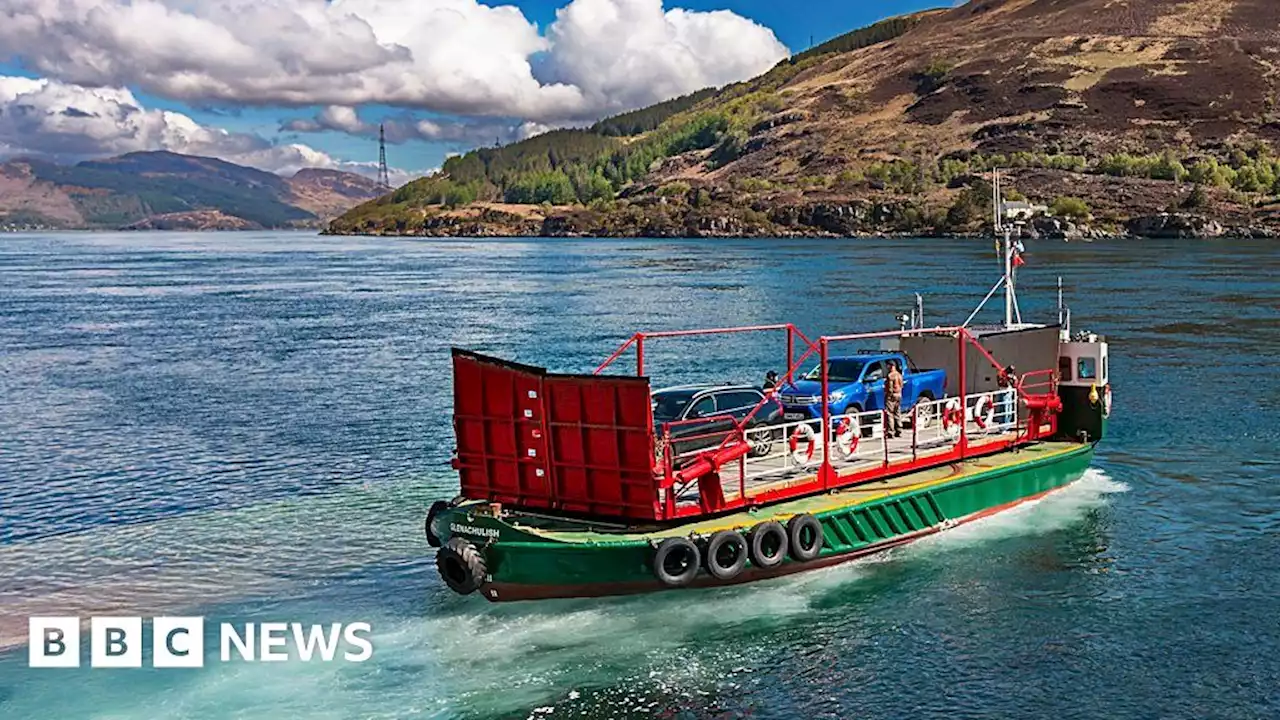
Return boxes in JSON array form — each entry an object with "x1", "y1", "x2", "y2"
[
  {"x1": 599, "y1": 323, "x2": 824, "y2": 517},
  {"x1": 636, "y1": 325, "x2": 1062, "y2": 520}
]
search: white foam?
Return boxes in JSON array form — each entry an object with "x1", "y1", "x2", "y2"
[
  {"x1": 909, "y1": 467, "x2": 1127, "y2": 552},
  {"x1": 1, "y1": 467, "x2": 1127, "y2": 719}
]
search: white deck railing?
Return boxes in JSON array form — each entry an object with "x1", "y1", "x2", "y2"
[{"x1": 665, "y1": 388, "x2": 1020, "y2": 500}]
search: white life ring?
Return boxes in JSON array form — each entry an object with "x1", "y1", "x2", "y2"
[
  {"x1": 1103, "y1": 385, "x2": 1112, "y2": 418},
  {"x1": 789, "y1": 423, "x2": 817, "y2": 465},
  {"x1": 941, "y1": 398, "x2": 962, "y2": 439},
  {"x1": 972, "y1": 394, "x2": 994, "y2": 430},
  {"x1": 834, "y1": 416, "x2": 860, "y2": 460}
]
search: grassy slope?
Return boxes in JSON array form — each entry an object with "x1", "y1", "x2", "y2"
[{"x1": 330, "y1": 0, "x2": 1280, "y2": 237}]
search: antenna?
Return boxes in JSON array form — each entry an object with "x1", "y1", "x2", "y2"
[
  {"x1": 994, "y1": 168, "x2": 1018, "y2": 328},
  {"x1": 1058, "y1": 276, "x2": 1064, "y2": 326},
  {"x1": 992, "y1": 167, "x2": 1002, "y2": 233},
  {"x1": 377, "y1": 124, "x2": 391, "y2": 190},
  {"x1": 1058, "y1": 276, "x2": 1072, "y2": 338}
]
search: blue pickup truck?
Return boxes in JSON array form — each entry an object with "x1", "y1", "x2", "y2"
[{"x1": 776, "y1": 351, "x2": 947, "y2": 428}]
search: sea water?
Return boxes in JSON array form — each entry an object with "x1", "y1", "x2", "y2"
[{"x1": 0, "y1": 232, "x2": 1276, "y2": 718}]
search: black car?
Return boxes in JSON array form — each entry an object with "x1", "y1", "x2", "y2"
[{"x1": 651, "y1": 384, "x2": 784, "y2": 461}]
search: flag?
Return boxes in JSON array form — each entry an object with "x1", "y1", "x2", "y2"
[{"x1": 1011, "y1": 239, "x2": 1027, "y2": 267}]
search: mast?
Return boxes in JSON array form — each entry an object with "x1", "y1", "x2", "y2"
[
  {"x1": 992, "y1": 168, "x2": 1001, "y2": 233},
  {"x1": 960, "y1": 167, "x2": 1021, "y2": 329},
  {"x1": 993, "y1": 167, "x2": 1016, "y2": 328},
  {"x1": 1004, "y1": 225, "x2": 1014, "y2": 328},
  {"x1": 1057, "y1": 276, "x2": 1063, "y2": 326}
]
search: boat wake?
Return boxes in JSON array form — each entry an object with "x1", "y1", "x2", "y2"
[
  {"x1": 912, "y1": 466, "x2": 1128, "y2": 550},
  {"x1": 380, "y1": 466, "x2": 1131, "y2": 718},
  {"x1": 1, "y1": 468, "x2": 1127, "y2": 720}
]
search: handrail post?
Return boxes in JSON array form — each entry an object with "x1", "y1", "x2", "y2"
[
  {"x1": 882, "y1": 408, "x2": 889, "y2": 467},
  {"x1": 957, "y1": 329, "x2": 968, "y2": 459},
  {"x1": 739, "y1": 455, "x2": 746, "y2": 501},
  {"x1": 820, "y1": 338, "x2": 830, "y2": 488},
  {"x1": 786, "y1": 325, "x2": 794, "y2": 379},
  {"x1": 636, "y1": 334, "x2": 645, "y2": 377},
  {"x1": 662, "y1": 425, "x2": 674, "y2": 519},
  {"x1": 912, "y1": 404, "x2": 918, "y2": 462}
]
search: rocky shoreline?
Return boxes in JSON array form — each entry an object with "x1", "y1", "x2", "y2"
[{"x1": 324, "y1": 202, "x2": 1280, "y2": 240}]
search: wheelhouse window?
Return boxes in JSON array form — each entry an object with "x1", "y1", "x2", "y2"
[
  {"x1": 1058, "y1": 356, "x2": 1073, "y2": 382},
  {"x1": 1077, "y1": 357, "x2": 1097, "y2": 380}
]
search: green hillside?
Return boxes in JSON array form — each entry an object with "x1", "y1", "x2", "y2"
[{"x1": 331, "y1": 15, "x2": 924, "y2": 233}]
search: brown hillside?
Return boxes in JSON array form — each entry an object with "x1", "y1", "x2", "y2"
[
  {"x1": 743, "y1": 0, "x2": 1280, "y2": 161},
  {"x1": 287, "y1": 169, "x2": 384, "y2": 220}
]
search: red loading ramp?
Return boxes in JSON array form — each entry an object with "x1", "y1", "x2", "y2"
[{"x1": 451, "y1": 349, "x2": 659, "y2": 520}]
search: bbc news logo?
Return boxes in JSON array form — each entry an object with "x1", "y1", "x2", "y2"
[{"x1": 29, "y1": 617, "x2": 373, "y2": 668}]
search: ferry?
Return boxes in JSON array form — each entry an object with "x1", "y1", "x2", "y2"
[{"x1": 424, "y1": 226, "x2": 1112, "y2": 602}]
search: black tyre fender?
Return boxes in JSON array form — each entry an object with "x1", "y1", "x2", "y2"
[
  {"x1": 436, "y1": 537, "x2": 487, "y2": 595},
  {"x1": 703, "y1": 530, "x2": 748, "y2": 580},
  {"x1": 746, "y1": 520, "x2": 789, "y2": 569},
  {"x1": 652, "y1": 537, "x2": 701, "y2": 587},
  {"x1": 787, "y1": 514, "x2": 824, "y2": 562},
  {"x1": 424, "y1": 500, "x2": 450, "y2": 548}
]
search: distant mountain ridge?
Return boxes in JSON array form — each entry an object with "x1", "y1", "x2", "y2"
[{"x1": 0, "y1": 150, "x2": 384, "y2": 230}]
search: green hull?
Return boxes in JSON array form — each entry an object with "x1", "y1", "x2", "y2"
[{"x1": 434, "y1": 440, "x2": 1095, "y2": 602}]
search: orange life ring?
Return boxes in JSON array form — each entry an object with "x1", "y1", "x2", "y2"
[
  {"x1": 834, "y1": 417, "x2": 859, "y2": 459},
  {"x1": 789, "y1": 423, "x2": 816, "y2": 465},
  {"x1": 941, "y1": 398, "x2": 963, "y2": 438},
  {"x1": 972, "y1": 395, "x2": 993, "y2": 429}
]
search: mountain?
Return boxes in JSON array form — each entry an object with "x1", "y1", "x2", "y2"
[
  {"x1": 0, "y1": 151, "x2": 384, "y2": 230},
  {"x1": 329, "y1": 0, "x2": 1280, "y2": 239},
  {"x1": 287, "y1": 168, "x2": 390, "y2": 219}
]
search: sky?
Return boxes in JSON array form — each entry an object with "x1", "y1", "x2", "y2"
[{"x1": 0, "y1": 0, "x2": 943, "y2": 182}]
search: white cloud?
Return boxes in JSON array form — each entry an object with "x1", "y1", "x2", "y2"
[
  {"x1": 321, "y1": 160, "x2": 427, "y2": 187},
  {"x1": 0, "y1": 76, "x2": 401, "y2": 178},
  {"x1": 280, "y1": 105, "x2": 568, "y2": 147},
  {"x1": 544, "y1": 0, "x2": 790, "y2": 115},
  {"x1": 0, "y1": 0, "x2": 788, "y2": 123}
]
